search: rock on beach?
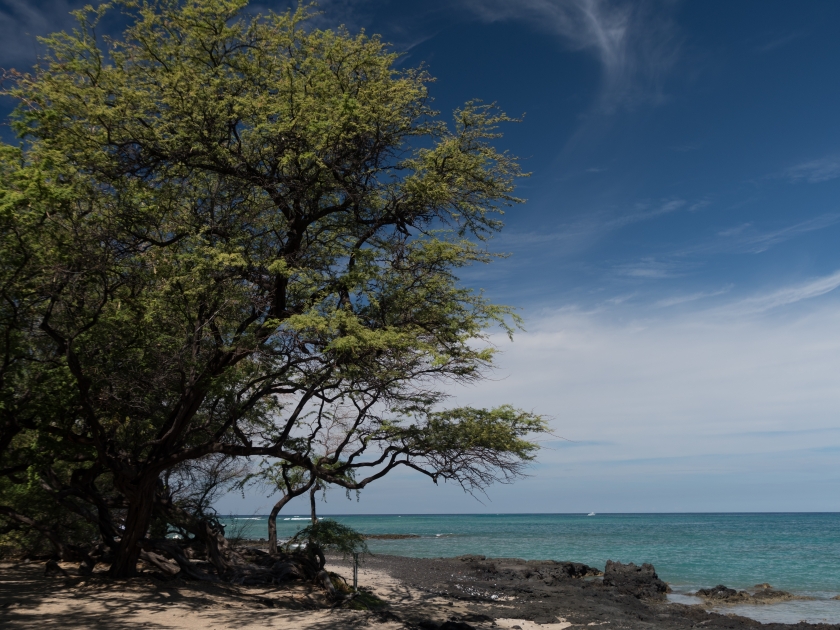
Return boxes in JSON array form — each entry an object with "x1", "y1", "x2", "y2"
[
  {"x1": 696, "y1": 584, "x2": 805, "y2": 604},
  {"x1": 602, "y1": 560, "x2": 670, "y2": 599}
]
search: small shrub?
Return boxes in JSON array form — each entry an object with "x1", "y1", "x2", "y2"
[{"x1": 285, "y1": 519, "x2": 368, "y2": 558}]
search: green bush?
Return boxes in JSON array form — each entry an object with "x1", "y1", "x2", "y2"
[{"x1": 286, "y1": 518, "x2": 368, "y2": 558}]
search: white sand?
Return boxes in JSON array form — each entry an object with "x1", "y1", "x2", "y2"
[
  {"x1": 0, "y1": 561, "x2": 397, "y2": 629},
  {"x1": 0, "y1": 560, "x2": 585, "y2": 629}
]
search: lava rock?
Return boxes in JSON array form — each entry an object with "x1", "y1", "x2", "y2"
[
  {"x1": 697, "y1": 584, "x2": 743, "y2": 601},
  {"x1": 751, "y1": 589, "x2": 800, "y2": 603},
  {"x1": 556, "y1": 561, "x2": 602, "y2": 579},
  {"x1": 602, "y1": 560, "x2": 669, "y2": 599},
  {"x1": 697, "y1": 584, "x2": 802, "y2": 605}
]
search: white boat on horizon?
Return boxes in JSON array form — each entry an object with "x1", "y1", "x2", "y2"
[{"x1": 587, "y1": 512, "x2": 596, "y2": 516}]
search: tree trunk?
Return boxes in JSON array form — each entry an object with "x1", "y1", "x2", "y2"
[
  {"x1": 268, "y1": 500, "x2": 283, "y2": 555},
  {"x1": 109, "y1": 480, "x2": 156, "y2": 578},
  {"x1": 267, "y1": 476, "x2": 316, "y2": 555},
  {"x1": 309, "y1": 483, "x2": 320, "y2": 524}
]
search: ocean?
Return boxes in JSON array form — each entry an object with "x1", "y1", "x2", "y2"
[{"x1": 218, "y1": 512, "x2": 840, "y2": 624}]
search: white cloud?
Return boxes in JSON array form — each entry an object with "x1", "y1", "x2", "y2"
[
  {"x1": 461, "y1": 0, "x2": 681, "y2": 110},
  {"x1": 453, "y1": 289, "x2": 840, "y2": 474},
  {"x1": 606, "y1": 198, "x2": 685, "y2": 227},
  {"x1": 687, "y1": 199, "x2": 711, "y2": 212},
  {"x1": 496, "y1": 197, "x2": 688, "y2": 253},
  {"x1": 614, "y1": 257, "x2": 683, "y2": 279},
  {"x1": 713, "y1": 269, "x2": 840, "y2": 315},
  {"x1": 754, "y1": 31, "x2": 803, "y2": 54},
  {"x1": 736, "y1": 214, "x2": 840, "y2": 253},
  {"x1": 785, "y1": 156, "x2": 840, "y2": 183},
  {"x1": 654, "y1": 286, "x2": 731, "y2": 307},
  {"x1": 717, "y1": 223, "x2": 752, "y2": 237},
  {"x1": 219, "y1": 276, "x2": 840, "y2": 514},
  {"x1": 676, "y1": 213, "x2": 840, "y2": 257}
]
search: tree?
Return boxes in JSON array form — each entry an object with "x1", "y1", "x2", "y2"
[
  {"x1": 0, "y1": 0, "x2": 546, "y2": 581},
  {"x1": 246, "y1": 402, "x2": 544, "y2": 555}
]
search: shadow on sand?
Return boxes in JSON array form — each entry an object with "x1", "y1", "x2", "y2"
[{"x1": 0, "y1": 562, "x2": 397, "y2": 630}]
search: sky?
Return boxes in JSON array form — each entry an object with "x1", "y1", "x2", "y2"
[{"x1": 2, "y1": 0, "x2": 840, "y2": 514}]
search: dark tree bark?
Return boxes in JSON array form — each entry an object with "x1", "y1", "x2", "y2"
[
  {"x1": 309, "y1": 483, "x2": 320, "y2": 525},
  {"x1": 0, "y1": 0, "x2": 542, "y2": 587},
  {"x1": 267, "y1": 476, "x2": 315, "y2": 555},
  {"x1": 109, "y1": 479, "x2": 156, "y2": 578}
]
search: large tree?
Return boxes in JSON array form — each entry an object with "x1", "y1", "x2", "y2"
[{"x1": 0, "y1": 0, "x2": 546, "y2": 580}]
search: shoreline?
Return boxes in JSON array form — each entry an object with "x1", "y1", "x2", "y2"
[
  {"x1": 3, "y1": 550, "x2": 839, "y2": 629},
  {"x1": 222, "y1": 513, "x2": 840, "y2": 600},
  {"x1": 244, "y1": 536, "x2": 840, "y2": 602},
  {"x1": 327, "y1": 552, "x2": 840, "y2": 629}
]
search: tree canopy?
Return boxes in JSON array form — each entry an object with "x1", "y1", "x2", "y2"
[{"x1": 0, "y1": 0, "x2": 546, "y2": 582}]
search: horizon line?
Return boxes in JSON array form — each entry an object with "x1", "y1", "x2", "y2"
[{"x1": 219, "y1": 511, "x2": 840, "y2": 517}]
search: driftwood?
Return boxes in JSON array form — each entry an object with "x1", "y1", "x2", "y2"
[{"x1": 139, "y1": 550, "x2": 180, "y2": 576}]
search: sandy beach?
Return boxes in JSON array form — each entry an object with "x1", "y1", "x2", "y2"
[
  {"x1": 2, "y1": 553, "x2": 838, "y2": 630},
  {"x1": 0, "y1": 557, "x2": 543, "y2": 630}
]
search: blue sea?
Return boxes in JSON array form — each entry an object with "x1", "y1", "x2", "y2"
[{"x1": 218, "y1": 513, "x2": 840, "y2": 624}]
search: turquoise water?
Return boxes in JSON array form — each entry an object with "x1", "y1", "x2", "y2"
[{"x1": 219, "y1": 513, "x2": 840, "y2": 624}]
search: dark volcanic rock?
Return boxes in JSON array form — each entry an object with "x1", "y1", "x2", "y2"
[
  {"x1": 603, "y1": 560, "x2": 669, "y2": 599},
  {"x1": 454, "y1": 555, "x2": 602, "y2": 586},
  {"x1": 697, "y1": 584, "x2": 745, "y2": 602},
  {"x1": 697, "y1": 584, "x2": 803, "y2": 605},
  {"x1": 752, "y1": 589, "x2": 802, "y2": 604},
  {"x1": 327, "y1": 553, "x2": 835, "y2": 630}
]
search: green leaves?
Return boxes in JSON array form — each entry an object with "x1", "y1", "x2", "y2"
[
  {"x1": 0, "y1": 0, "x2": 546, "y2": 567},
  {"x1": 287, "y1": 518, "x2": 368, "y2": 558},
  {"x1": 421, "y1": 406, "x2": 547, "y2": 461}
]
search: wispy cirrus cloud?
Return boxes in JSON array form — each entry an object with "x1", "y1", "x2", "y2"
[
  {"x1": 602, "y1": 217, "x2": 839, "y2": 288},
  {"x1": 298, "y1": 0, "x2": 454, "y2": 51},
  {"x1": 614, "y1": 257, "x2": 684, "y2": 279},
  {"x1": 497, "y1": 198, "x2": 688, "y2": 251},
  {"x1": 785, "y1": 156, "x2": 840, "y2": 183},
  {"x1": 461, "y1": 0, "x2": 681, "y2": 111},
  {"x1": 754, "y1": 31, "x2": 803, "y2": 54},
  {"x1": 606, "y1": 198, "x2": 685, "y2": 228},
  {"x1": 655, "y1": 286, "x2": 732, "y2": 307},
  {"x1": 666, "y1": 214, "x2": 840, "y2": 259},
  {"x1": 716, "y1": 213, "x2": 840, "y2": 254},
  {"x1": 716, "y1": 270, "x2": 840, "y2": 315},
  {"x1": 717, "y1": 223, "x2": 752, "y2": 238}
]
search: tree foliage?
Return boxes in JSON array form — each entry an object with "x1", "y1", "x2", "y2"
[
  {"x1": 287, "y1": 519, "x2": 368, "y2": 567},
  {"x1": 0, "y1": 0, "x2": 547, "y2": 582}
]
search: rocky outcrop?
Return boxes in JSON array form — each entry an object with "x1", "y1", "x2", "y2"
[
  {"x1": 455, "y1": 556, "x2": 602, "y2": 586},
  {"x1": 697, "y1": 584, "x2": 806, "y2": 605},
  {"x1": 602, "y1": 560, "x2": 669, "y2": 599},
  {"x1": 697, "y1": 585, "x2": 748, "y2": 602},
  {"x1": 752, "y1": 589, "x2": 803, "y2": 604}
]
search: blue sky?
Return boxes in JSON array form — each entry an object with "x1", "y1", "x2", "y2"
[{"x1": 3, "y1": 0, "x2": 840, "y2": 513}]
